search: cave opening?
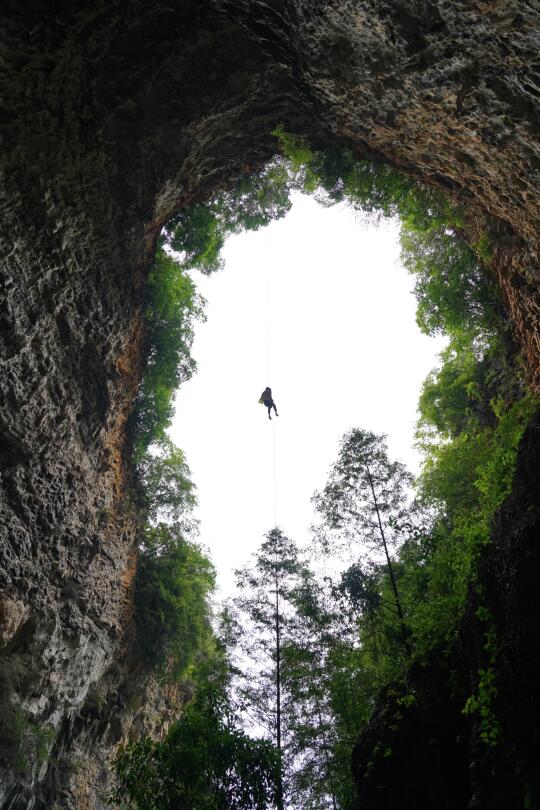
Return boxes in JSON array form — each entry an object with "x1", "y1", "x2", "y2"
[
  {"x1": 118, "y1": 130, "x2": 538, "y2": 807},
  {"x1": 168, "y1": 191, "x2": 446, "y2": 594},
  {"x1": 119, "y1": 128, "x2": 539, "y2": 806}
]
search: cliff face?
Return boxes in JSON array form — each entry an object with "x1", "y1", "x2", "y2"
[
  {"x1": 1, "y1": 1, "x2": 540, "y2": 806},
  {"x1": 352, "y1": 409, "x2": 540, "y2": 810}
]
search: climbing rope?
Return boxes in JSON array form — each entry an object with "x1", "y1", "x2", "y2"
[
  {"x1": 266, "y1": 270, "x2": 271, "y2": 385},
  {"x1": 265, "y1": 228, "x2": 278, "y2": 529},
  {"x1": 272, "y1": 418, "x2": 278, "y2": 527}
]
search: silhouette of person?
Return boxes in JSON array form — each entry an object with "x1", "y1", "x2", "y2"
[{"x1": 260, "y1": 387, "x2": 279, "y2": 420}]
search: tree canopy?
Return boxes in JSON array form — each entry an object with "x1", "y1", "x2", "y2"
[{"x1": 111, "y1": 669, "x2": 279, "y2": 810}]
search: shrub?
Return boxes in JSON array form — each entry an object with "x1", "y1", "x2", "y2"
[
  {"x1": 137, "y1": 439, "x2": 198, "y2": 526},
  {"x1": 111, "y1": 676, "x2": 279, "y2": 810}
]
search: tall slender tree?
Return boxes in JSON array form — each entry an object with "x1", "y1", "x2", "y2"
[
  {"x1": 232, "y1": 535, "x2": 367, "y2": 809},
  {"x1": 282, "y1": 569, "x2": 361, "y2": 810},
  {"x1": 312, "y1": 429, "x2": 413, "y2": 656},
  {"x1": 232, "y1": 528, "x2": 303, "y2": 810}
]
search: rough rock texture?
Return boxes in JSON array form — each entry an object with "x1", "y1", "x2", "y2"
[
  {"x1": 352, "y1": 409, "x2": 540, "y2": 809},
  {"x1": 1, "y1": 1, "x2": 540, "y2": 806}
]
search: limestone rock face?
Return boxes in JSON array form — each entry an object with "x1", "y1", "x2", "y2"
[
  {"x1": 0, "y1": 599, "x2": 29, "y2": 645},
  {"x1": 1, "y1": 1, "x2": 540, "y2": 806}
]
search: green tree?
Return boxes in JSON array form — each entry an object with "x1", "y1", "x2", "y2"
[
  {"x1": 137, "y1": 438, "x2": 198, "y2": 526},
  {"x1": 135, "y1": 522, "x2": 216, "y2": 679},
  {"x1": 274, "y1": 127, "x2": 457, "y2": 231},
  {"x1": 132, "y1": 437, "x2": 214, "y2": 678},
  {"x1": 409, "y1": 394, "x2": 539, "y2": 656},
  {"x1": 232, "y1": 528, "x2": 305, "y2": 810},
  {"x1": 131, "y1": 247, "x2": 205, "y2": 461},
  {"x1": 163, "y1": 160, "x2": 292, "y2": 274},
  {"x1": 281, "y1": 568, "x2": 369, "y2": 810},
  {"x1": 231, "y1": 532, "x2": 371, "y2": 809},
  {"x1": 111, "y1": 667, "x2": 279, "y2": 810},
  {"x1": 312, "y1": 429, "x2": 413, "y2": 657},
  {"x1": 401, "y1": 225, "x2": 499, "y2": 343}
]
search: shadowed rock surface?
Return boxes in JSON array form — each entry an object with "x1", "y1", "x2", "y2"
[
  {"x1": 1, "y1": 1, "x2": 540, "y2": 806},
  {"x1": 352, "y1": 410, "x2": 540, "y2": 810}
]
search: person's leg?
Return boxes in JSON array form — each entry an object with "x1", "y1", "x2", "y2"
[
  {"x1": 273, "y1": 402, "x2": 278, "y2": 416},
  {"x1": 265, "y1": 402, "x2": 272, "y2": 419}
]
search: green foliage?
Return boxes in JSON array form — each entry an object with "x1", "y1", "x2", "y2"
[
  {"x1": 475, "y1": 395, "x2": 537, "y2": 516},
  {"x1": 135, "y1": 522, "x2": 215, "y2": 680},
  {"x1": 131, "y1": 247, "x2": 205, "y2": 461},
  {"x1": 137, "y1": 439, "x2": 198, "y2": 526},
  {"x1": 167, "y1": 205, "x2": 226, "y2": 274},
  {"x1": 231, "y1": 528, "x2": 305, "y2": 808},
  {"x1": 312, "y1": 428, "x2": 414, "y2": 557},
  {"x1": 401, "y1": 225, "x2": 500, "y2": 342},
  {"x1": 111, "y1": 673, "x2": 279, "y2": 810},
  {"x1": 312, "y1": 428, "x2": 414, "y2": 658},
  {"x1": 0, "y1": 653, "x2": 28, "y2": 766},
  {"x1": 132, "y1": 436, "x2": 214, "y2": 680},
  {"x1": 284, "y1": 572, "x2": 377, "y2": 809},
  {"x1": 0, "y1": 650, "x2": 28, "y2": 770},
  {"x1": 123, "y1": 128, "x2": 539, "y2": 807},
  {"x1": 277, "y1": 392, "x2": 535, "y2": 799},
  {"x1": 417, "y1": 344, "x2": 494, "y2": 441},
  {"x1": 409, "y1": 394, "x2": 538, "y2": 655},
  {"x1": 230, "y1": 533, "x2": 368, "y2": 810},
  {"x1": 462, "y1": 610, "x2": 501, "y2": 747},
  {"x1": 163, "y1": 161, "x2": 292, "y2": 274},
  {"x1": 274, "y1": 126, "x2": 429, "y2": 220}
]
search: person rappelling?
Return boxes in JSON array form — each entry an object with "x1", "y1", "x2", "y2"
[{"x1": 259, "y1": 387, "x2": 279, "y2": 420}]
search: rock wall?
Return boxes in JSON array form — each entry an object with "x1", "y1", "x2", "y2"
[
  {"x1": 1, "y1": 1, "x2": 539, "y2": 806},
  {"x1": 352, "y1": 408, "x2": 540, "y2": 809}
]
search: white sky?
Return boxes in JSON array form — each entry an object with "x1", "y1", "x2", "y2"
[{"x1": 170, "y1": 193, "x2": 445, "y2": 595}]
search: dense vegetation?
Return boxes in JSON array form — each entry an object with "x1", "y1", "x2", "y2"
[
  {"x1": 111, "y1": 656, "x2": 279, "y2": 810},
  {"x1": 131, "y1": 249, "x2": 205, "y2": 463},
  {"x1": 115, "y1": 131, "x2": 538, "y2": 808}
]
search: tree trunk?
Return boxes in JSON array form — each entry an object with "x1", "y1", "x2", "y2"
[
  {"x1": 274, "y1": 569, "x2": 284, "y2": 810},
  {"x1": 365, "y1": 465, "x2": 411, "y2": 657}
]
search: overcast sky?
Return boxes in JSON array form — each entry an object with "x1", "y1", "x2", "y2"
[{"x1": 170, "y1": 193, "x2": 445, "y2": 595}]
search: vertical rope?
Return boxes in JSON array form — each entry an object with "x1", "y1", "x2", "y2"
[
  {"x1": 273, "y1": 419, "x2": 277, "y2": 527},
  {"x1": 265, "y1": 228, "x2": 277, "y2": 528},
  {"x1": 266, "y1": 236, "x2": 271, "y2": 385},
  {"x1": 267, "y1": 230, "x2": 281, "y2": 808}
]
